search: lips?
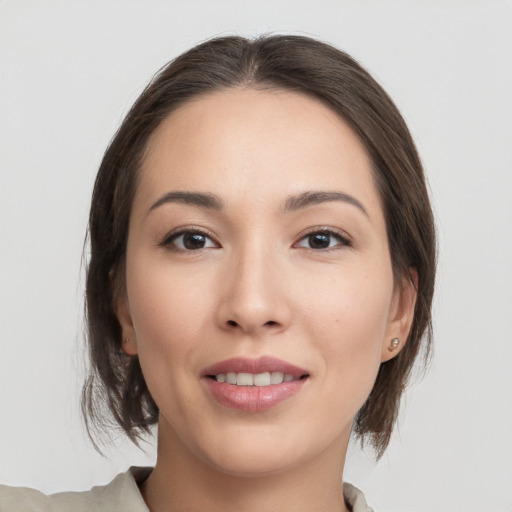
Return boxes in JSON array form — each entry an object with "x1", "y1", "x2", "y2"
[
  {"x1": 203, "y1": 356, "x2": 308, "y2": 377},
  {"x1": 202, "y1": 356, "x2": 309, "y2": 412}
]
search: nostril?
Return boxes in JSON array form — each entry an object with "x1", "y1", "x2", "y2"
[{"x1": 226, "y1": 319, "x2": 278, "y2": 328}]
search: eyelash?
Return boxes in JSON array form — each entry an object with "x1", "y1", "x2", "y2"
[
  {"x1": 160, "y1": 227, "x2": 352, "y2": 252},
  {"x1": 160, "y1": 227, "x2": 219, "y2": 252},
  {"x1": 294, "y1": 227, "x2": 352, "y2": 251}
]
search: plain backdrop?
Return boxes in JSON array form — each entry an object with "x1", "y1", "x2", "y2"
[{"x1": 1, "y1": 1, "x2": 511, "y2": 511}]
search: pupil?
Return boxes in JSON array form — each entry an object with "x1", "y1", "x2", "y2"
[
  {"x1": 309, "y1": 233, "x2": 329, "y2": 249},
  {"x1": 183, "y1": 233, "x2": 205, "y2": 250}
]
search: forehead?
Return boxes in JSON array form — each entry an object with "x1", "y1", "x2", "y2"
[{"x1": 136, "y1": 87, "x2": 381, "y2": 217}]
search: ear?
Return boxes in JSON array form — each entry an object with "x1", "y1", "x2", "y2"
[
  {"x1": 116, "y1": 294, "x2": 138, "y2": 356},
  {"x1": 381, "y1": 268, "x2": 418, "y2": 362}
]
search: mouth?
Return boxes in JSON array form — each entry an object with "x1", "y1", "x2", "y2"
[
  {"x1": 202, "y1": 357, "x2": 310, "y2": 412},
  {"x1": 203, "y1": 355, "x2": 310, "y2": 383},
  {"x1": 207, "y1": 371, "x2": 308, "y2": 386}
]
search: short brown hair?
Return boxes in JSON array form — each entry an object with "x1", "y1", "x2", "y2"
[{"x1": 82, "y1": 34, "x2": 436, "y2": 456}]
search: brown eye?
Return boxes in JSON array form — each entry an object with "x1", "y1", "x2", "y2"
[
  {"x1": 166, "y1": 231, "x2": 218, "y2": 251},
  {"x1": 296, "y1": 230, "x2": 350, "y2": 250},
  {"x1": 307, "y1": 233, "x2": 330, "y2": 249}
]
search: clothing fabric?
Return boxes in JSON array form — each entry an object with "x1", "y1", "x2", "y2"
[{"x1": 0, "y1": 467, "x2": 374, "y2": 511}]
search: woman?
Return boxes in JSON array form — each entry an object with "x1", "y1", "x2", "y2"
[{"x1": 0, "y1": 34, "x2": 435, "y2": 512}]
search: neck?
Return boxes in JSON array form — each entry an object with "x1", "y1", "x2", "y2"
[{"x1": 141, "y1": 418, "x2": 351, "y2": 512}]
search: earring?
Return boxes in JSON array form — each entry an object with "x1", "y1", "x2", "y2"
[
  {"x1": 123, "y1": 337, "x2": 130, "y2": 345},
  {"x1": 389, "y1": 338, "x2": 400, "y2": 351}
]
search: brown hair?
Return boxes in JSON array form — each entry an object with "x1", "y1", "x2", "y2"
[{"x1": 82, "y1": 34, "x2": 436, "y2": 456}]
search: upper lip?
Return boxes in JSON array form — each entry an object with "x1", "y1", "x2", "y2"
[{"x1": 202, "y1": 356, "x2": 309, "y2": 378}]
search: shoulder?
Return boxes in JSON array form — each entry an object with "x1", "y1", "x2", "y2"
[
  {"x1": 0, "y1": 467, "x2": 151, "y2": 512},
  {"x1": 343, "y1": 482, "x2": 375, "y2": 512},
  {"x1": 1, "y1": 471, "x2": 373, "y2": 512}
]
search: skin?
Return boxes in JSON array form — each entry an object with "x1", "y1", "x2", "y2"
[{"x1": 116, "y1": 88, "x2": 417, "y2": 512}]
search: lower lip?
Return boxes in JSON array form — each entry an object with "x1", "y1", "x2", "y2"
[{"x1": 203, "y1": 378, "x2": 307, "y2": 412}]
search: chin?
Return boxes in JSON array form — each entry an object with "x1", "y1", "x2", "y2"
[
  {"x1": 203, "y1": 445, "x2": 303, "y2": 478},
  {"x1": 191, "y1": 421, "x2": 336, "y2": 479}
]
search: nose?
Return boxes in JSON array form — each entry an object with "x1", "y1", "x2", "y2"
[{"x1": 216, "y1": 246, "x2": 292, "y2": 336}]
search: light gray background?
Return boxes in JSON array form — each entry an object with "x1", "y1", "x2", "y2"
[{"x1": 1, "y1": 1, "x2": 511, "y2": 511}]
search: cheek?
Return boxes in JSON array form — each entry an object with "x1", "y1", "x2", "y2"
[
  {"x1": 302, "y1": 260, "x2": 393, "y2": 343},
  {"x1": 125, "y1": 257, "x2": 215, "y2": 376},
  {"x1": 300, "y1": 265, "x2": 393, "y2": 409},
  {"x1": 124, "y1": 257, "x2": 223, "y2": 429}
]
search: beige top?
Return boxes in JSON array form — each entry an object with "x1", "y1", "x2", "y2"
[{"x1": 0, "y1": 467, "x2": 374, "y2": 512}]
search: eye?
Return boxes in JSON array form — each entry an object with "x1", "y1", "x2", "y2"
[
  {"x1": 295, "y1": 229, "x2": 351, "y2": 250},
  {"x1": 163, "y1": 230, "x2": 218, "y2": 251}
]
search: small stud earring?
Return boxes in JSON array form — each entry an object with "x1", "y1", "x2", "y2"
[
  {"x1": 123, "y1": 337, "x2": 130, "y2": 344},
  {"x1": 389, "y1": 338, "x2": 400, "y2": 351}
]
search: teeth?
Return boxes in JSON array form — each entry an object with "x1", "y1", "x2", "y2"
[
  {"x1": 237, "y1": 372, "x2": 253, "y2": 386},
  {"x1": 253, "y1": 372, "x2": 271, "y2": 386},
  {"x1": 214, "y1": 371, "x2": 298, "y2": 386},
  {"x1": 270, "y1": 371, "x2": 284, "y2": 384}
]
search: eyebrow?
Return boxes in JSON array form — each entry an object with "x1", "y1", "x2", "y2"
[
  {"x1": 284, "y1": 191, "x2": 368, "y2": 217},
  {"x1": 148, "y1": 191, "x2": 224, "y2": 214},
  {"x1": 148, "y1": 189, "x2": 368, "y2": 217}
]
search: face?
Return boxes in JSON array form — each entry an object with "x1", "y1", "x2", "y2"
[{"x1": 117, "y1": 88, "x2": 416, "y2": 477}]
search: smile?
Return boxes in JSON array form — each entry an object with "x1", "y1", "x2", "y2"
[
  {"x1": 202, "y1": 357, "x2": 309, "y2": 412},
  {"x1": 212, "y1": 372, "x2": 302, "y2": 386}
]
